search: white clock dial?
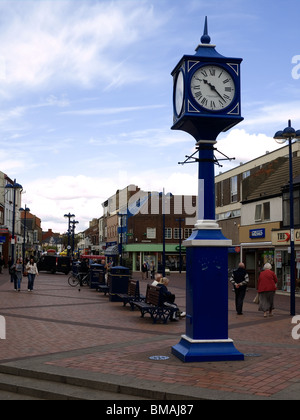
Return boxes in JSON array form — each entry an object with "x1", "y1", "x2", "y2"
[
  {"x1": 174, "y1": 70, "x2": 184, "y2": 116},
  {"x1": 190, "y1": 65, "x2": 235, "y2": 111}
]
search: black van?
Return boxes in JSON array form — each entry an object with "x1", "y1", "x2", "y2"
[{"x1": 37, "y1": 255, "x2": 71, "y2": 275}]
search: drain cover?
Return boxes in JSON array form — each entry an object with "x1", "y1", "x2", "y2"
[{"x1": 149, "y1": 356, "x2": 170, "y2": 361}]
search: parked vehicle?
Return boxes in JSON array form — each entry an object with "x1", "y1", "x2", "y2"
[{"x1": 37, "y1": 255, "x2": 71, "y2": 275}]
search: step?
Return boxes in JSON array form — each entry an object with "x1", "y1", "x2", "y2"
[{"x1": 0, "y1": 370, "x2": 148, "y2": 400}]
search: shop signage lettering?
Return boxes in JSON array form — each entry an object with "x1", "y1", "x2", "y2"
[
  {"x1": 273, "y1": 229, "x2": 300, "y2": 245},
  {"x1": 249, "y1": 228, "x2": 265, "y2": 239},
  {"x1": 277, "y1": 232, "x2": 291, "y2": 242}
]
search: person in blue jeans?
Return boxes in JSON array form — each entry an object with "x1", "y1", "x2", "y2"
[
  {"x1": 12, "y1": 258, "x2": 23, "y2": 291},
  {"x1": 26, "y1": 257, "x2": 39, "y2": 292}
]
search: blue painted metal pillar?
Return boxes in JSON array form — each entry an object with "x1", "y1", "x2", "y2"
[{"x1": 172, "y1": 139, "x2": 244, "y2": 362}]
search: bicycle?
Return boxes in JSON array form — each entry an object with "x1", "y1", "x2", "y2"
[{"x1": 68, "y1": 271, "x2": 90, "y2": 288}]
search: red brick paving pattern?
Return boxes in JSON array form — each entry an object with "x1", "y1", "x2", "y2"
[{"x1": 0, "y1": 271, "x2": 299, "y2": 399}]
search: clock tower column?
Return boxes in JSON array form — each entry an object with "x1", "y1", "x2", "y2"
[{"x1": 171, "y1": 18, "x2": 244, "y2": 362}]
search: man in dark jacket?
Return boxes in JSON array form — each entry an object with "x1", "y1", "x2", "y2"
[{"x1": 230, "y1": 262, "x2": 249, "y2": 315}]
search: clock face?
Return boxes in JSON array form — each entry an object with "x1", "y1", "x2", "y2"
[
  {"x1": 190, "y1": 65, "x2": 236, "y2": 111},
  {"x1": 174, "y1": 70, "x2": 184, "y2": 116}
]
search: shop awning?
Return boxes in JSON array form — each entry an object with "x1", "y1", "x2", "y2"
[{"x1": 105, "y1": 245, "x2": 119, "y2": 256}]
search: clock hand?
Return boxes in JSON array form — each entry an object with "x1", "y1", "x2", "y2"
[{"x1": 202, "y1": 79, "x2": 226, "y2": 102}]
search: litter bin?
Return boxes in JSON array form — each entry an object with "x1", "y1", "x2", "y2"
[
  {"x1": 90, "y1": 264, "x2": 105, "y2": 289},
  {"x1": 72, "y1": 261, "x2": 80, "y2": 275},
  {"x1": 108, "y1": 266, "x2": 130, "y2": 302}
]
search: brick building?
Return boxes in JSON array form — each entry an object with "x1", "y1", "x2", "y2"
[{"x1": 103, "y1": 185, "x2": 197, "y2": 272}]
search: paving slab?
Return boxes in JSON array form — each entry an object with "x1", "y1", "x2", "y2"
[{"x1": 0, "y1": 269, "x2": 299, "y2": 400}]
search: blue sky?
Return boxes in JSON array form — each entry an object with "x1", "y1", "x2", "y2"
[{"x1": 1, "y1": 0, "x2": 300, "y2": 233}]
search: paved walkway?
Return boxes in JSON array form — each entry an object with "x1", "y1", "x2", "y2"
[{"x1": 0, "y1": 269, "x2": 299, "y2": 400}]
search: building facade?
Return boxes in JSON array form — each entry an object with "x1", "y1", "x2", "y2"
[{"x1": 215, "y1": 142, "x2": 300, "y2": 291}]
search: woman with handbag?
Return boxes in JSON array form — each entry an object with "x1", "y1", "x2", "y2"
[
  {"x1": 26, "y1": 257, "x2": 39, "y2": 292},
  {"x1": 257, "y1": 263, "x2": 278, "y2": 317}
]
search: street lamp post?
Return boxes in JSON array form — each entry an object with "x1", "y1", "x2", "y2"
[
  {"x1": 70, "y1": 220, "x2": 79, "y2": 257},
  {"x1": 5, "y1": 179, "x2": 23, "y2": 265},
  {"x1": 176, "y1": 218, "x2": 184, "y2": 274},
  {"x1": 64, "y1": 213, "x2": 75, "y2": 256},
  {"x1": 19, "y1": 206, "x2": 30, "y2": 271},
  {"x1": 274, "y1": 120, "x2": 300, "y2": 316}
]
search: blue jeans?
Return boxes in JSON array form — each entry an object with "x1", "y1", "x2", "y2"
[
  {"x1": 14, "y1": 272, "x2": 22, "y2": 290},
  {"x1": 27, "y1": 274, "x2": 36, "y2": 291}
]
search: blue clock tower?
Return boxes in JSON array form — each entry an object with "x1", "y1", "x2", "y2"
[{"x1": 171, "y1": 18, "x2": 244, "y2": 362}]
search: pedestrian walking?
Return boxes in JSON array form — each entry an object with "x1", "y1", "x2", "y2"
[
  {"x1": 12, "y1": 258, "x2": 23, "y2": 291},
  {"x1": 229, "y1": 262, "x2": 249, "y2": 315},
  {"x1": 257, "y1": 263, "x2": 278, "y2": 317},
  {"x1": 0, "y1": 255, "x2": 5, "y2": 274},
  {"x1": 8, "y1": 256, "x2": 13, "y2": 282},
  {"x1": 26, "y1": 257, "x2": 39, "y2": 292},
  {"x1": 141, "y1": 262, "x2": 148, "y2": 280}
]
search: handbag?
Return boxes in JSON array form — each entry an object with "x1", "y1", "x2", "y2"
[{"x1": 23, "y1": 271, "x2": 28, "y2": 277}]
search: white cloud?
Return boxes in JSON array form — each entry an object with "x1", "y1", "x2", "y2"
[
  {"x1": 0, "y1": 0, "x2": 166, "y2": 94},
  {"x1": 24, "y1": 166, "x2": 198, "y2": 233},
  {"x1": 216, "y1": 129, "x2": 279, "y2": 172},
  {"x1": 243, "y1": 101, "x2": 300, "y2": 133}
]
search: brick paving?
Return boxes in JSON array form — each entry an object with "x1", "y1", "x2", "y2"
[{"x1": 0, "y1": 269, "x2": 299, "y2": 400}]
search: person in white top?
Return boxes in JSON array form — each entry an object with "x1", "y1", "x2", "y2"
[{"x1": 26, "y1": 257, "x2": 39, "y2": 292}]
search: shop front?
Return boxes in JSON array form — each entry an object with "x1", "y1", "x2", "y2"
[
  {"x1": 122, "y1": 243, "x2": 186, "y2": 273},
  {"x1": 239, "y1": 223, "x2": 279, "y2": 288},
  {"x1": 272, "y1": 229, "x2": 300, "y2": 293}
]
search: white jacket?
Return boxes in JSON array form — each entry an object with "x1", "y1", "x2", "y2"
[{"x1": 26, "y1": 262, "x2": 38, "y2": 275}]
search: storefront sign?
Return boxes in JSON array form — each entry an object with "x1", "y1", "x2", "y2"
[
  {"x1": 272, "y1": 229, "x2": 300, "y2": 245},
  {"x1": 249, "y1": 228, "x2": 265, "y2": 239}
]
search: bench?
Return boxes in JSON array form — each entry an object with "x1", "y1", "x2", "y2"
[
  {"x1": 116, "y1": 280, "x2": 145, "y2": 310},
  {"x1": 133, "y1": 284, "x2": 177, "y2": 324},
  {"x1": 97, "y1": 276, "x2": 110, "y2": 295}
]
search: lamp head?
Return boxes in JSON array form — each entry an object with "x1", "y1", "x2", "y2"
[
  {"x1": 282, "y1": 126, "x2": 296, "y2": 139},
  {"x1": 274, "y1": 130, "x2": 286, "y2": 144}
]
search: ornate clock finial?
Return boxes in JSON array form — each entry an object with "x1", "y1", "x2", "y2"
[{"x1": 201, "y1": 16, "x2": 211, "y2": 44}]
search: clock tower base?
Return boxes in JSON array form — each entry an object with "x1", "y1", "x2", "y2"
[
  {"x1": 172, "y1": 337, "x2": 244, "y2": 363},
  {"x1": 172, "y1": 226, "x2": 244, "y2": 363}
]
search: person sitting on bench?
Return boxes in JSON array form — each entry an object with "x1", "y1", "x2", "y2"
[{"x1": 157, "y1": 277, "x2": 186, "y2": 321}]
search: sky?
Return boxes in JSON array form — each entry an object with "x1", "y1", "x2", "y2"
[{"x1": 1, "y1": 0, "x2": 300, "y2": 233}]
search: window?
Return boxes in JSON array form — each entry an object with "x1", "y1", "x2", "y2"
[
  {"x1": 283, "y1": 189, "x2": 300, "y2": 227},
  {"x1": 255, "y1": 204, "x2": 262, "y2": 221},
  {"x1": 174, "y1": 228, "x2": 183, "y2": 240},
  {"x1": 255, "y1": 202, "x2": 270, "y2": 222},
  {"x1": 147, "y1": 228, "x2": 156, "y2": 239},
  {"x1": 242, "y1": 170, "x2": 250, "y2": 179},
  {"x1": 230, "y1": 176, "x2": 238, "y2": 203},
  {"x1": 263, "y1": 202, "x2": 270, "y2": 221},
  {"x1": 165, "y1": 228, "x2": 172, "y2": 239},
  {"x1": 184, "y1": 228, "x2": 193, "y2": 239}
]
